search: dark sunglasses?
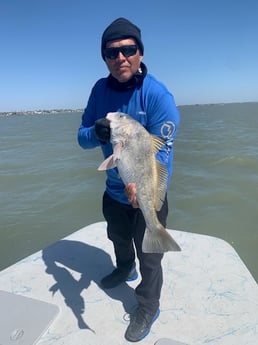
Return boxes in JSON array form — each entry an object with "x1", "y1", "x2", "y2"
[{"x1": 103, "y1": 45, "x2": 138, "y2": 59}]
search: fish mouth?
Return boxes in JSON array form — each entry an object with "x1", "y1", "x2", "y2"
[
  {"x1": 103, "y1": 116, "x2": 111, "y2": 125},
  {"x1": 106, "y1": 112, "x2": 115, "y2": 121}
]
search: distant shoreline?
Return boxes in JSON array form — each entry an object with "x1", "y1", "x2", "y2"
[
  {"x1": 0, "y1": 109, "x2": 84, "y2": 117},
  {"x1": 1, "y1": 101, "x2": 257, "y2": 117}
]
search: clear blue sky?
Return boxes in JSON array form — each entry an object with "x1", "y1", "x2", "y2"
[{"x1": 1, "y1": 0, "x2": 257, "y2": 111}]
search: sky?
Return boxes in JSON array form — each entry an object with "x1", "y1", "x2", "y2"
[{"x1": 1, "y1": 0, "x2": 257, "y2": 112}]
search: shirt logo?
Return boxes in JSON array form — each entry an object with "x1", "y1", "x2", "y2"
[{"x1": 161, "y1": 121, "x2": 176, "y2": 140}]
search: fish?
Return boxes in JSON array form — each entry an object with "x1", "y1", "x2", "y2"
[{"x1": 98, "y1": 112, "x2": 181, "y2": 253}]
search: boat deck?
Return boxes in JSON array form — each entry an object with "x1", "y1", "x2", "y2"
[{"x1": 0, "y1": 222, "x2": 257, "y2": 345}]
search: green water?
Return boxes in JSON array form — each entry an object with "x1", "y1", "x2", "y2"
[{"x1": 1, "y1": 103, "x2": 257, "y2": 281}]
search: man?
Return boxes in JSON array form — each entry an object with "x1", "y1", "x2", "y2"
[{"x1": 78, "y1": 17, "x2": 180, "y2": 342}]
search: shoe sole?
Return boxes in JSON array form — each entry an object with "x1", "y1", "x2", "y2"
[
  {"x1": 101, "y1": 268, "x2": 138, "y2": 289},
  {"x1": 126, "y1": 270, "x2": 138, "y2": 282}
]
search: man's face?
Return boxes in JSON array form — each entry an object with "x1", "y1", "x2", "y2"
[{"x1": 104, "y1": 38, "x2": 143, "y2": 83}]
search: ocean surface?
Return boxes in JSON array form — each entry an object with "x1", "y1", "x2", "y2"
[{"x1": 1, "y1": 103, "x2": 258, "y2": 282}]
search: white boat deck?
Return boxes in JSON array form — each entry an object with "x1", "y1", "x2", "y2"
[{"x1": 0, "y1": 222, "x2": 257, "y2": 345}]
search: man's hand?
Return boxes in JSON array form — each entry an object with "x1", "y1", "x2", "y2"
[
  {"x1": 125, "y1": 183, "x2": 139, "y2": 208},
  {"x1": 94, "y1": 118, "x2": 111, "y2": 144}
]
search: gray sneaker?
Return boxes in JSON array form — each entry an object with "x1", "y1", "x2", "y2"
[{"x1": 125, "y1": 307, "x2": 160, "y2": 342}]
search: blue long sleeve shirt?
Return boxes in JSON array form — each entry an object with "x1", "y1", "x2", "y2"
[{"x1": 78, "y1": 72, "x2": 180, "y2": 204}]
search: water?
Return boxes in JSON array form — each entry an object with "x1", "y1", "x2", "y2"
[{"x1": 1, "y1": 103, "x2": 258, "y2": 282}]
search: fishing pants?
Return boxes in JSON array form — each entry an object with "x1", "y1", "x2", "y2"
[{"x1": 102, "y1": 191, "x2": 168, "y2": 314}]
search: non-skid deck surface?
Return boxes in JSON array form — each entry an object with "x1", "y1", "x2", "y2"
[
  {"x1": 0, "y1": 222, "x2": 257, "y2": 345},
  {"x1": 155, "y1": 339, "x2": 189, "y2": 345}
]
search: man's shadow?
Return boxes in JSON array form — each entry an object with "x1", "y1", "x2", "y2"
[{"x1": 42, "y1": 239, "x2": 137, "y2": 331}]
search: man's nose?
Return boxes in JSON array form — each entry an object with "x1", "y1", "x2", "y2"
[{"x1": 116, "y1": 51, "x2": 126, "y2": 60}]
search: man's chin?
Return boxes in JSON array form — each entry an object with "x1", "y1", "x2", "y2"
[{"x1": 114, "y1": 72, "x2": 132, "y2": 83}]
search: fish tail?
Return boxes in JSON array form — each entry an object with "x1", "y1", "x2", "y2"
[{"x1": 142, "y1": 225, "x2": 181, "y2": 253}]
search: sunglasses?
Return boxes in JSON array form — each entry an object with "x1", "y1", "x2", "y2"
[{"x1": 104, "y1": 45, "x2": 138, "y2": 59}]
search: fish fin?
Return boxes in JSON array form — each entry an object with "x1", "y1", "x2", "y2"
[
  {"x1": 98, "y1": 142, "x2": 123, "y2": 171},
  {"x1": 155, "y1": 161, "x2": 168, "y2": 211},
  {"x1": 98, "y1": 155, "x2": 117, "y2": 170},
  {"x1": 142, "y1": 226, "x2": 181, "y2": 253},
  {"x1": 151, "y1": 135, "x2": 166, "y2": 153},
  {"x1": 150, "y1": 136, "x2": 168, "y2": 211},
  {"x1": 113, "y1": 142, "x2": 123, "y2": 160}
]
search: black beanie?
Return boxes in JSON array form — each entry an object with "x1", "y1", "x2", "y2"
[{"x1": 101, "y1": 17, "x2": 144, "y2": 60}]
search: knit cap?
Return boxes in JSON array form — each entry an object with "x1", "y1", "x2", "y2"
[{"x1": 101, "y1": 17, "x2": 144, "y2": 60}]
